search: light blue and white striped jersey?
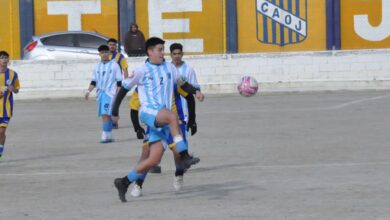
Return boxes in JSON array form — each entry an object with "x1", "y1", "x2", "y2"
[
  {"x1": 176, "y1": 62, "x2": 200, "y2": 89},
  {"x1": 91, "y1": 60, "x2": 122, "y2": 97},
  {"x1": 122, "y1": 61, "x2": 180, "y2": 111},
  {"x1": 175, "y1": 62, "x2": 200, "y2": 123}
]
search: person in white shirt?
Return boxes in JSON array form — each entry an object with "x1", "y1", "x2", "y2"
[{"x1": 85, "y1": 45, "x2": 122, "y2": 143}]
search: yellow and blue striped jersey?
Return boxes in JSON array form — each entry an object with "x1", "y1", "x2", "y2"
[
  {"x1": 109, "y1": 52, "x2": 128, "y2": 70},
  {"x1": 171, "y1": 85, "x2": 188, "y2": 125},
  {"x1": 0, "y1": 69, "x2": 20, "y2": 118}
]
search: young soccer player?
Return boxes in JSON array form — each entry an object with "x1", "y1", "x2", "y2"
[
  {"x1": 85, "y1": 45, "x2": 122, "y2": 143},
  {"x1": 107, "y1": 38, "x2": 128, "y2": 129},
  {"x1": 129, "y1": 85, "x2": 199, "y2": 197},
  {"x1": 131, "y1": 43, "x2": 204, "y2": 197},
  {"x1": 0, "y1": 51, "x2": 20, "y2": 160},
  {"x1": 147, "y1": 43, "x2": 201, "y2": 173},
  {"x1": 113, "y1": 37, "x2": 204, "y2": 202},
  {"x1": 170, "y1": 43, "x2": 200, "y2": 133}
]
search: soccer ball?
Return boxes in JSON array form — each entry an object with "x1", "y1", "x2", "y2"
[{"x1": 237, "y1": 76, "x2": 258, "y2": 97}]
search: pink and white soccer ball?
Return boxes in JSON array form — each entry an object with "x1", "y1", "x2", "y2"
[{"x1": 237, "y1": 76, "x2": 259, "y2": 97}]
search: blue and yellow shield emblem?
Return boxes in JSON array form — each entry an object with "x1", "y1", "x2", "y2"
[{"x1": 256, "y1": 0, "x2": 308, "y2": 46}]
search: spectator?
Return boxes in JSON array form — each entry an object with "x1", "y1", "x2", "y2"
[{"x1": 124, "y1": 23, "x2": 146, "y2": 57}]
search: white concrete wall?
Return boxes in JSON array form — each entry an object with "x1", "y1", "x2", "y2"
[{"x1": 9, "y1": 49, "x2": 390, "y2": 99}]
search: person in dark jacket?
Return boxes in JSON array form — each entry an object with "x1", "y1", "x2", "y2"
[{"x1": 124, "y1": 23, "x2": 146, "y2": 57}]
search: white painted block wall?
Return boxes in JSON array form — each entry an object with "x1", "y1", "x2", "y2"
[{"x1": 9, "y1": 49, "x2": 390, "y2": 99}]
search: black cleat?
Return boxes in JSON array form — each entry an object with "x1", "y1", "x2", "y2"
[
  {"x1": 149, "y1": 165, "x2": 162, "y2": 173},
  {"x1": 114, "y1": 178, "x2": 128, "y2": 202},
  {"x1": 182, "y1": 155, "x2": 200, "y2": 169},
  {"x1": 113, "y1": 123, "x2": 119, "y2": 129}
]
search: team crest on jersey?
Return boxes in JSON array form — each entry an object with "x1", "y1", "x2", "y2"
[{"x1": 256, "y1": 0, "x2": 307, "y2": 46}]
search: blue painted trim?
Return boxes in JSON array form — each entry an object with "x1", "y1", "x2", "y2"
[
  {"x1": 226, "y1": 0, "x2": 238, "y2": 53},
  {"x1": 333, "y1": 0, "x2": 341, "y2": 49},
  {"x1": 119, "y1": 0, "x2": 136, "y2": 45},
  {"x1": 326, "y1": 0, "x2": 334, "y2": 50},
  {"x1": 19, "y1": 0, "x2": 35, "y2": 58},
  {"x1": 326, "y1": 0, "x2": 341, "y2": 50}
]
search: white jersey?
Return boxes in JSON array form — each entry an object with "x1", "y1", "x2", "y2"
[
  {"x1": 122, "y1": 61, "x2": 180, "y2": 111},
  {"x1": 175, "y1": 62, "x2": 200, "y2": 123},
  {"x1": 91, "y1": 60, "x2": 122, "y2": 97},
  {"x1": 176, "y1": 62, "x2": 200, "y2": 89}
]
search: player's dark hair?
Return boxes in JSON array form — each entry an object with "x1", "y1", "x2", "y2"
[
  {"x1": 0, "y1": 51, "x2": 9, "y2": 58},
  {"x1": 145, "y1": 37, "x2": 165, "y2": 55},
  {"x1": 98, "y1": 45, "x2": 110, "y2": 52},
  {"x1": 107, "y1": 38, "x2": 118, "y2": 44},
  {"x1": 170, "y1": 43, "x2": 183, "y2": 53}
]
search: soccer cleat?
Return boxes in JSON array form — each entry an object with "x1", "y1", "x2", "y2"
[
  {"x1": 173, "y1": 175, "x2": 184, "y2": 191},
  {"x1": 100, "y1": 138, "x2": 114, "y2": 143},
  {"x1": 114, "y1": 178, "x2": 128, "y2": 202},
  {"x1": 130, "y1": 184, "x2": 142, "y2": 197},
  {"x1": 149, "y1": 165, "x2": 162, "y2": 174},
  {"x1": 182, "y1": 155, "x2": 200, "y2": 169}
]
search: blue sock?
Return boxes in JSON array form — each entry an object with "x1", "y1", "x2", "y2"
[
  {"x1": 127, "y1": 169, "x2": 144, "y2": 182},
  {"x1": 175, "y1": 140, "x2": 188, "y2": 153},
  {"x1": 0, "y1": 145, "x2": 3, "y2": 155},
  {"x1": 102, "y1": 121, "x2": 112, "y2": 132}
]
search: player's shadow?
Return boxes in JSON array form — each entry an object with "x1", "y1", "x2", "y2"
[
  {"x1": 130, "y1": 162, "x2": 262, "y2": 202},
  {"x1": 189, "y1": 161, "x2": 259, "y2": 174},
  {"x1": 137, "y1": 180, "x2": 254, "y2": 202}
]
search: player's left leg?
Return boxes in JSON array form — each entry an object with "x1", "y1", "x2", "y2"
[
  {"x1": 114, "y1": 140, "x2": 165, "y2": 202},
  {"x1": 101, "y1": 115, "x2": 114, "y2": 143},
  {"x1": 0, "y1": 118, "x2": 9, "y2": 160},
  {"x1": 155, "y1": 109, "x2": 198, "y2": 168},
  {"x1": 0, "y1": 127, "x2": 6, "y2": 160},
  {"x1": 112, "y1": 116, "x2": 119, "y2": 129},
  {"x1": 130, "y1": 141, "x2": 149, "y2": 197}
]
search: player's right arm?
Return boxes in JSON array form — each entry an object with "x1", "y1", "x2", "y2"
[
  {"x1": 85, "y1": 66, "x2": 98, "y2": 100},
  {"x1": 85, "y1": 82, "x2": 96, "y2": 100}
]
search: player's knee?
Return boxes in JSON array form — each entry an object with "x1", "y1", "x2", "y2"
[
  {"x1": 149, "y1": 155, "x2": 162, "y2": 166},
  {"x1": 167, "y1": 111, "x2": 178, "y2": 123}
]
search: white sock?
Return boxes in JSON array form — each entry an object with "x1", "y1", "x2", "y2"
[{"x1": 174, "y1": 135, "x2": 183, "y2": 143}]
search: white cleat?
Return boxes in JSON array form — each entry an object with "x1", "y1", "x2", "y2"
[
  {"x1": 130, "y1": 184, "x2": 142, "y2": 197},
  {"x1": 173, "y1": 176, "x2": 184, "y2": 191}
]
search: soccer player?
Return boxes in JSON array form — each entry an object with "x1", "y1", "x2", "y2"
[
  {"x1": 170, "y1": 43, "x2": 200, "y2": 134},
  {"x1": 85, "y1": 45, "x2": 122, "y2": 143},
  {"x1": 107, "y1": 38, "x2": 128, "y2": 129},
  {"x1": 129, "y1": 85, "x2": 198, "y2": 197},
  {"x1": 129, "y1": 44, "x2": 202, "y2": 194},
  {"x1": 0, "y1": 51, "x2": 20, "y2": 160},
  {"x1": 113, "y1": 37, "x2": 204, "y2": 202}
]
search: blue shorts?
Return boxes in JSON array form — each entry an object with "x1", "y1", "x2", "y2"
[
  {"x1": 0, "y1": 118, "x2": 10, "y2": 128},
  {"x1": 98, "y1": 92, "x2": 113, "y2": 117},
  {"x1": 140, "y1": 106, "x2": 163, "y2": 130},
  {"x1": 144, "y1": 122, "x2": 187, "y2": 150},
  {"x1": 140, "y1": 106, "x2": 170, "y2": 145}
]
